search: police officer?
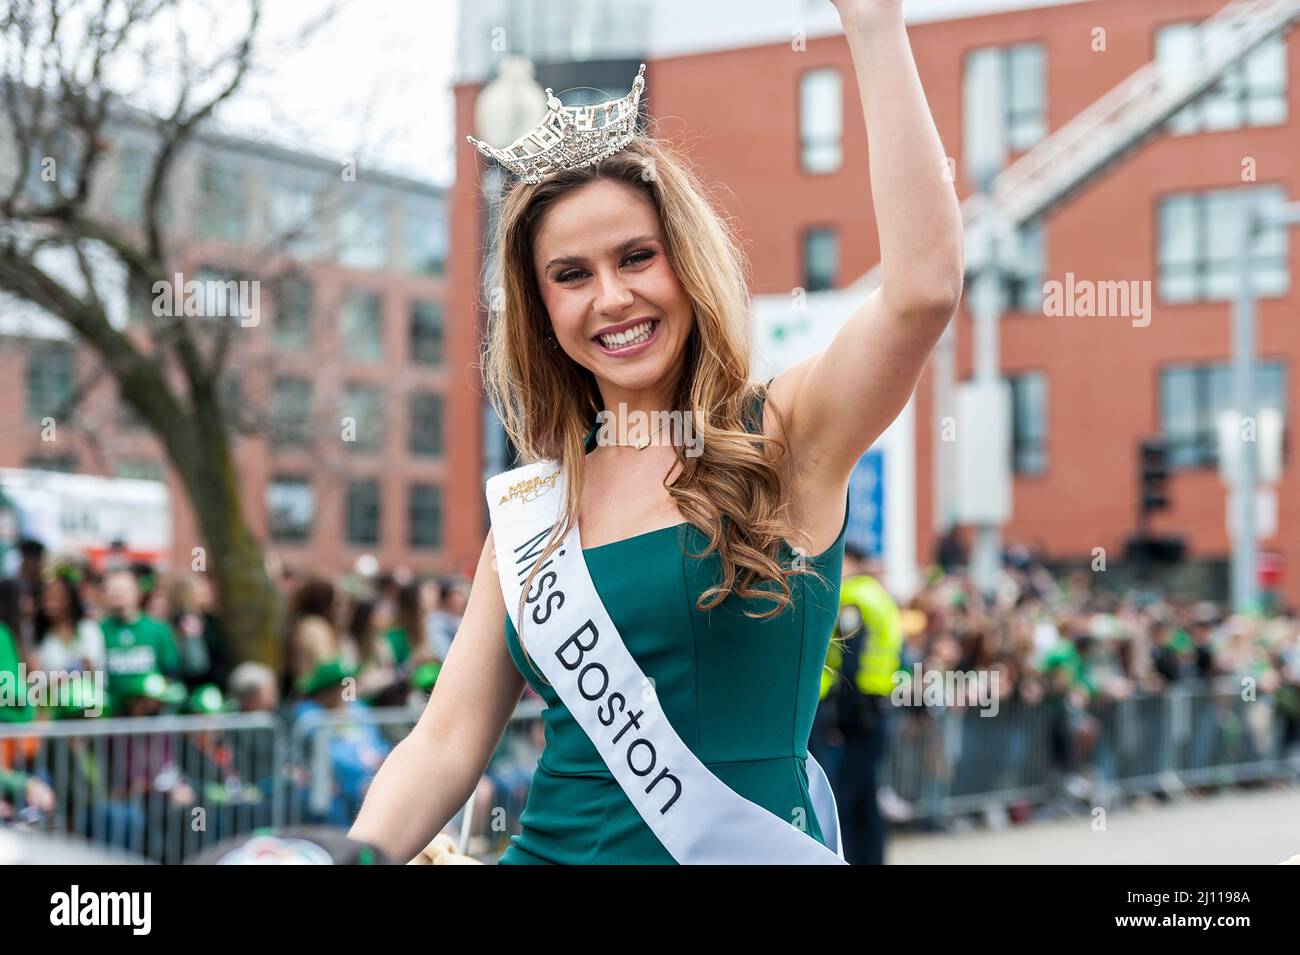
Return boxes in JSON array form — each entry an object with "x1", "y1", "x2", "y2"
[{"x1": 816, "y1": 542, "x2": 902, "y2": 865}]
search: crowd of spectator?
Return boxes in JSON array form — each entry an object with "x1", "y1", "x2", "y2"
[
  {"x1": 0, "y1": 537, "x2": 471, "y2": 852},
  {"x1": 882, "y1": 544, "x2": 1300, "y2": 815},
  {"x1": 4, "y1": 529, "x2": 1299, "y2": 853}
]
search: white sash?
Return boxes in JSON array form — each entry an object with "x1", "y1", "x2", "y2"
[{"x1": 488, "y1": 459, "x2": 846, "y2": 865}]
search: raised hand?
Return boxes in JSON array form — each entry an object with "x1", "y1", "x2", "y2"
[{"x1": 828, "y1": 0, "x2": 904, "y2": 34}]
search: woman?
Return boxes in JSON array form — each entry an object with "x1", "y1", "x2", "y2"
[
  {"x1": 283, "y1": 577, "x2": 344, "y2": 701},
  {"x1": 168, "y1": 573, "x2": 229, "y2": 690},
  {"x1": 351, "y1": 0, "x2": 962, "y2": 864},
  {"x1": 384, "y1": 582, "x2": 422, "y2": 669},
  {"x1": 0, "y1": 579, "x2": 34, "y2": 725},
  {"x1": 348, "y1": 598, "x2": 402, "y2": 703},
  {"x1": 34, "y1": 569, "x2": 106, "y2": 676}
]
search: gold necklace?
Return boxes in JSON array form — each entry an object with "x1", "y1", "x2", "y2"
[{"x1": 603, "y1": 418, "x2": 669, "y2": 450}]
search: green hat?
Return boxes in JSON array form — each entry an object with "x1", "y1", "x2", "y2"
[
  {"x1": 297, "y1": 658, "x2": 357, "y2": 697},
  {"x1": 410, "y1": 660, "x2": 441, "y2": 693},
  {"x1": 187, "y1": 683, "x2": 229, "y2": 715},
  {"x1": 115, "y1": 671, "x2": 187, "y2": 705}
]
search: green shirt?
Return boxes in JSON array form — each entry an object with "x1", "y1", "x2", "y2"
[
  {"x1": 0, "y1": 622, "x2": 33, "y2": 723},
  {"x1": 1042, "y1": 637, "x2": 1095, "y2": 695},
  {"x1": 100, "y1": 614, "x2": 181, "y2": 695},
  {"x1": 385, "y1": 627, "x2": 411, "y2": 667}
]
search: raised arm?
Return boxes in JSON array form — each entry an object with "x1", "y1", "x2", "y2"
[
  {"x1": 349, "y1": 529, "x2": 526, "y2": 862},
  {"x1": 771, "y1": 0, "x2": 964, "y2": 488}
]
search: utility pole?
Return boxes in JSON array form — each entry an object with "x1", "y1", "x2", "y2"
[{"x1": 1231, "y1": 199, "x2": 1300, "y2": 613}]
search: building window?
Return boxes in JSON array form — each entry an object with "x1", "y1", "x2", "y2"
[
  {"x1": 799, "y1": 68, "x2": 842, "y2": 173},
  {"x1": 1007, "y1": 372, "x2": 1048, "y2": 475},
  {"x1": 1156, "y1": 21, "x2": 1287, "y2": 135},
  {"x1": 26, "y1": 343, "x2": 74, "y2": 422},
  {"x1": 118, "y1": 459, "x2": 165, "y2": 482},
  {"x1": 802, "y1": 227, "x2": 837, "y2": 292},
  {"x1": 273, "y1": 278, "x2": 313, "y2": 351},
  {"x1": 341, "y1": 383, "x2": 384, "y2": 453},
  {"x1": 195, "y1": 267, "x2": 252, "y2": 323},
  {"x1": 21, "y1": 129, "x2": 82, "y2": 205},
  {"x1": 403, "y1": 200, "x2": 448, "y2": 276},
  {"x1": 114, "y1": 142, "x2": 149, "y2": 223},
  {"x1": 271, "y1": 377, "x2": 312, "y2": 446},
  {"x1": 196, "y1": 156, "x2": 247, "y2": 242},
  {"x1": 1004, "y1": 220, "x2": 1046, "y2": 313},
  {"x1": 408, "y1": 484, "x2": 442, "y2": 549},
  {"x1": 25, "y1": 454, "x2": 77, "y2": 473},
  {"x1": 219, "y1": 372, "x2": 242, "y2": 430},
  {"x1": 345, "y1": 479, "x2": 381, "y2": 546},
  {"x1": 120, "y1": 392, "x2": 145, "y2": 430},
  {"x1": 963, "y1": 43, "x2": 1046, "y2": 179},
  {"x1": 410, "y1": 301, "x2": 444, "y2": 365},
  {"x1": 342, "y1": 290, "x2": 383, "y2": 362},
  {"x1": 1160, "y1": 360, "x2": 1286, "y2": 469},
  {"x1": 341, "y1": 193, "x2": 389, "y2": 270},
  {"x1": 409, "y1": 392, "x2": 443, "y2": 457},
  {"x1": 267, "y1": 476, "x2": 313, "y2": 543},
  {"x1": 267, "y1": 170, "x2": 321, "y2": 258},
  {"x1": 1158, "y1": 185, "x2": 1289, "y2": 303}
]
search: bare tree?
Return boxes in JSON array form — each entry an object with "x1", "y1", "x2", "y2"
[{"x1": 0, "y1": 0, "x2": 343, "y2": 668}]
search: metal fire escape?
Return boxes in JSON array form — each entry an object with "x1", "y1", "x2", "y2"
[
  {"x1": 855, "y1": 0, "x2": 1300, "y2": 291},
  {"x1": 876, "y1": 0, "x2": 1300, "y2": 592}
]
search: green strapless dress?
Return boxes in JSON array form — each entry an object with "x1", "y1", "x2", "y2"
[{"x1": 498, "y1": 393, "x2": 849, "y2": 864}]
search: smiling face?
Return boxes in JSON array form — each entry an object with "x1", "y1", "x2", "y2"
[{"x1": 531, "y1": 178, "x2": 695, "y2": 406}]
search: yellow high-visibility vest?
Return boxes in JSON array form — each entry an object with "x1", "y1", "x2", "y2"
[{"x1": 820, "y1": 575, "x2": 902, "y2": 699}]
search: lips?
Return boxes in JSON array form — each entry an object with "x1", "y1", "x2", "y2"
[
  {"x1": 591, "y1": 318, "x2": 661, "y2": 356},
  {"x1": 590, "y1": 316, "x2": 659, "y2": 341}
]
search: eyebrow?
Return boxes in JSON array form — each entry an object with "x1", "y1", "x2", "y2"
[{"x1": 543, "y1": 234, "x2": 659, "y2": 272}]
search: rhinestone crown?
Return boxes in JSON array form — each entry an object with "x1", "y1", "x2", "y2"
[{"x1": 466, "y1": 63, "x2": 647, "y2": 185}]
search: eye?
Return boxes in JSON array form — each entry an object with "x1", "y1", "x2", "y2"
[{"x1": 554, "y1": 249, "x2": 655, "y2": 286}]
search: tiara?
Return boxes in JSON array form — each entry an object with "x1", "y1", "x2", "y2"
[{"x1": 466, "y1": 63, "x2": 647, "y2": 185}]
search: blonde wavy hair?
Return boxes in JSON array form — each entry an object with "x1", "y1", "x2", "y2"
[{"x1": 481, "y1": 134, "x2": 832, "y2": 649}]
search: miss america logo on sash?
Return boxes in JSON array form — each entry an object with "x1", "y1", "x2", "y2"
[{"x1": 488, "y1": 460, "x2": 846, "y2": 865}]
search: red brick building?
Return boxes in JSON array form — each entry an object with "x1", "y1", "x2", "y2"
[
  {"x1": 1, "y1": 128, "x2": 458, "y2": 579},
  {"x1": 451, "y1": 0, "x2": 1299, "y2": 603}
]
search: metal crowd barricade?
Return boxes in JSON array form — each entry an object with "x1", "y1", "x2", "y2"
[
  {"x1": 0, "y1": 713, "x2": 281, "y2": 864},
  {"x1": 881, "y1": 679, "x2": 1300, "y2": 824},
  {"x1": 4, "y1": 683, "x2": 1296, "y2": 860},
  {"x1": 284, "y1": 698, "x2": 547, "y2": 860}
]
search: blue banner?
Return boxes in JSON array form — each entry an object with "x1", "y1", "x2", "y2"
[{"x1": 846, "y1": 450, "x2": 884, "y2": 558}]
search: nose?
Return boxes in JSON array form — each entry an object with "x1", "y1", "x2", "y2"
[{"x1": 592, "y1": 265, "x2": 635, "y2": 316}]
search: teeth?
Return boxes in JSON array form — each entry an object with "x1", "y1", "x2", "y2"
[{"x1": 598, "y1": 320, "x2": 655, "y2": 350}]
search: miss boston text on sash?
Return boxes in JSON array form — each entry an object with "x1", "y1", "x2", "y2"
[
  {"x1": 513, "y1": 521, "x2": 683, "y2": 815},
  {"x1": 488, "y1": 460, "x2": 845, "y2": 864}
]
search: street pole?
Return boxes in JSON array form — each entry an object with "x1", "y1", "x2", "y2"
[
  {"x1": 1230, "y1": 211, "x2": 1259, "y2": 616},
  {"x1": 472, "y1": 56, "x2": 547, "y2": 504},
  {"x1": 966, "y1": 206, "x2": 1008, "y2": 594},
  {"x1": 1231, "y1": 200, "x2": 1300, "y2": 614}
]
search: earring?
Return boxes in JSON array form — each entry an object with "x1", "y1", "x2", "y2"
[{"x1": 546, "y1": 333, "x2": 559, "y2": 350}]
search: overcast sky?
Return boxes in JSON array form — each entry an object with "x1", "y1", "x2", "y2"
[
  {"x1": 203, "y1": 0, "x2": 1093, "y2": 192},
  {"x1": 214, "y1": 0, "x2": 459, "y2": 188}
]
